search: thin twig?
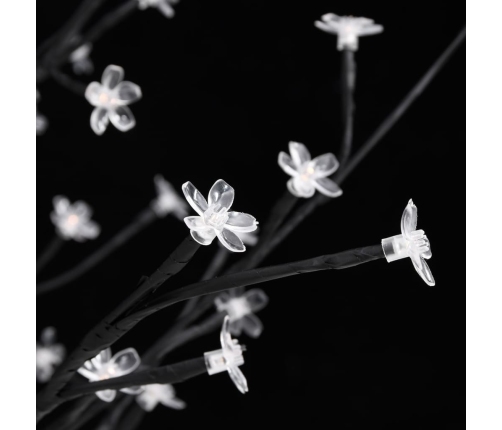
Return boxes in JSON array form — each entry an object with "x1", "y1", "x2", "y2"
[
  {"x1": 36, "y1": 235, "x2": 64, "y2": 275},
  {"x1": 338, "y1": 49, "x2": 356, "y2": 168}
]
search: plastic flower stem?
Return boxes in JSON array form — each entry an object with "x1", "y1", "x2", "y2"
[
  {"x1": 36, "y1": 235, "x2": 64, "y2": 275},
  {"x1": 95, "y1": 395, "x2": 134, "y2": 430},
  {"x1": 37, "y1": 207, "x2": 158, "y2": 295},
  {"x1": 339, "y1": 49, "x2": 356, "y2": 169},
  {"x1": 43, "y1": 396, "x2": 96, "y2": 430},
  {"x1": 115, "y1": 401, "x2": 144, "y2": 430},
  {"x1": 60, "y1": 357, "x2": 207, "y2": 400}
]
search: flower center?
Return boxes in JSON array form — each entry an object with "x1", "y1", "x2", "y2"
[
  {"x1": 299, "y1": 163, "x2": 315, "y2": 182},
  {"x1": 98, "y1": 89, "x2": 118, "y2": 107},
  {"x1": 67, "y1": 214, "x2": 79, "y2": 226},
  {"x1": 225, "y1": 297, "x2": 251, "y2": 321},
  {"x1": 203, "y1": 205, "x2": 229, "y2": 230}
]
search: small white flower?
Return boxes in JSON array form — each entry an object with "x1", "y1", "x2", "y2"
[
  {"x1": 138, "y1": 0, "x2": 179, "y2": 18},
  {"x1": 36, "y1": 90, "x2": 48, "y2": 135},
  {"x1": 77, "y1": 348, "x2": 142, "y2": 402},
  {"x1": 215, "y1": 288, "x2": 269, "y2": 338},
  {"x1": 50, "y1": 196, "x2": 100, "y2": 242},
  {"x1": 69, "y1": 43, "x2": 94, "y2": 75},
  {"x1": 136, "y1": 384, "x2": 186, "y2": 412},
  {"x1": 182, "y1": 179, "x2": 258, "y2": 252},
  {"x1": 36, "y1": 327, "x2": 65, "y2": 383},
  {"x1": 204, "y1": 316, "x2": 248, "y2": 393},
  {"x1": 315, "y1": 14, "x2": 383, "y2": 51},
  {"x1": 151, "y1": 175, "x2": 189, "y2": 220},
  {"x1": 85, "y1": 65, "x2": 142, "y2": 135},
  {"x1": 278, "y1": 141, "x2": 343, "y2": 198}
]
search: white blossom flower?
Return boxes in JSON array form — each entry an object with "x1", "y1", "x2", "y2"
[
  {"x1": 50, "y1": 196, "x2": 100, "y2": 242},
  {"x1": 381, "y1": 199, "x2": 435, "y2": 286},
  {"x1": 151, "y1": 175, "x2": 189, "y2": 220},
  {"x1": 77, "y1": 348, "x2": 142, "y2": 402},
  {"x1": 138, "y1": 0, "x2": 179, "y2": 18},
  {"x1": 204, "y1": 316, "x2": 248, "y2": 393},
  {"x1": 315, "y1": 14, "x2": 383, "y2": 51},
  {"x1": 36, "y1": 327, "x2": 65, "y2": 383},
  {"x1": 278, "y1": 142, "x2": 343, "y2": 198},
  {"x1": 85, "y1": 65, "x2": 142, "y2": 135},
  {"x1": 136, "y1": 384, "x2": 186, "y2": 412},
  {"x1": 215, "y1": 288, "x2": 269, "y2": 338},
  {"x1": 36, "y1": 90, "x2": 48, "y2": 135},
  {"x1": 182, "y1": 179, "x2": 258, "y2": 252},
  {"x1": 69, "y1": 43, "x2": 94, "y2": 75}
]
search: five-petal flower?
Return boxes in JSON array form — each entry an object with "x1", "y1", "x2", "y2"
[
  {"x1": 278, "y1": 142, "x2": 343, "y2": 198},
  {"x1": 215, "y1": 289, "x2": 269, "y2": 338},
  {"x1": 381, "y1": 199, "x2": 435, "y2": 286},
  {"x1": 204, "y1": 316, "x2": 248, "y2": 393},
  {"x1": 138, "y1": 0, "x2": 179, "y2": 18},
  {"x1": 36, "y1": 327, "x2": 66, "y2": 383},
  {"x1": 77, "y1": 348, "x2": 142, "y2": 402},
  {"x1": 50, "y1": 196, "x2": 100, "y2": 242},
  {"x1": 151, "y1": 175, "x2": 189, "y2": 220},
  {"x1": 136, "y1": 384, "x2": 186, "y2": 411},
  {"x1": 315, "y1": 14, "x2": 384, "y2": 51},
  {"x1": 182, "y1": 179, "x2": 258, "y2": 252},
  {"x1": 85, "y1": 65, "x2": 142, "y2": 135}
]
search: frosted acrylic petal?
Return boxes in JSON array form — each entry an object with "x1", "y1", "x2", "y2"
[
  {"x1": 184, "y1": 216, "x2": 206, "y2": 231},
  {"x1": 96, "y1": 389, "x2": 116, "y2": 402},
  {"x1": 162, "y1": 396, "x2": 187, "y2": 410},
  {"x1": 313, "y1": 177, "x2": 343, "y2": 198},
  {"x1": 244, "y1": 288, "x2": 269, "y2": 312},
  {"x1": 358, "y1": 25, "x2": 384, "y2": 36},
  {"x1": 77, "y1": 367, "x2": 97, "y2": 381},
  {"x1": 241, "y1": 313, "x2": 264, "y2": 338},
  {"x1": 217, "y1": 228, "x2": 245, "y2": 253},
  {"x1": 53, "y1": 196, "x2": 70, "y2": 215},
  {"x1": 109, "y1": 105, "x2": 136, "y2": 132},
  {"x1": 90, "y1": 106, "x2": 109, "y2": 135},
  {"x1": 228, "y1": 365, "x2": 248, "y2": 394},
  {"x1": 410, "y1": 250, "x2": 435, "y2": 286},
  {"x1": 121, "y1": 386, "x2": 143, "y2": 395},
  {"x1": 136, "y1": 393, "x2": 156, "y2": 412},
  {"x1": 182, "y1": 182, "x2": 208, "y2": 216},
  {"x1": 228, "y1": 318, "x2": 245, "y2": 336},
  {"x1": 208, "y1": 179, "x2": 234, "y2": 209},
  {"x1": 158, "y1": 0, "x2": 175, "y2": 18},
  {"x1": 71, "y1": 201, "x2": 91, "y2": 218},
  {"x1": 314, "y1": 21, "x2": 338, "y2": 35},
  {"x1": 401, "y1": 199, "x2": 418, "y2": 239},
  {"x1": 310, "y1": 153, "x2": 339, "y2": 177},
  {"x1": 79, "y1": 221, "x2": 100, "y2": 240},
  {"x1": 278, "y1": 152, "x2": 298, "y2": 177},
  {"x1": 115, "y1": 81, "x2": 142, "y2": 104},
  {"x1": 225, "y1": 212, "x2": 257, "y2": 232},
  {"x1": 102, "y1": 65, "x2": 124, "y2": 90},
  {"x1": 191, "y1": 228, "x2": 216, "y2": 245},
  {"x1": 85, "y1": 82, "x2": 103, "y2": 106},
  {"x1": 287, "y1": 177, "x2": 315, "y2": 198},
  {"x1": 99, "y1": 348, "x2": 112, "y2": 364},
  {"x1": 289, "y1": 142, "x2": 311, "y2": 167},
  {"x1": 110, "y1": 348, "x2": 140, "y2": 376}
]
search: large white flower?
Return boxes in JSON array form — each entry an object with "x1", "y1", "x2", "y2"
[
  {"x1": 138, "y1": 0, "x2": 179, "y2": 18},
  {"x1": 278, "y1": 142, "x2": 342, "y2": 198},
  {"x1": 136, "y1": 384, "x2": 186, "y2": 412},
  {"x1": 182, "y1": 179, "x2": 258, "y2": 252},
  {"x1": 50, "y1": 196, "x2": 100, "y2": 242},
  {"x1": 85, "y1": 65, "x2": 142, "y2": 135},
  {"x1": 36, "y1": 327, "x2": 65, "y2": 383}
]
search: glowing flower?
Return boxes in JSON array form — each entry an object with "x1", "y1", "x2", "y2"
[
  {"x1": 136, "y1": 384, "x2": 186, "y2": 411},
  {"x1": 138, "y1": 0, "x2": 179, "y2": 18},
  {"x1": 315, "y1": 14, "x2": 383, "y2": 51},
  {"x1": 85, "y1": 65, "x2": 142, "y2": 135},
  {"x1": 69, "y1": 43, "x2": 94, "y2": 75},
  {"x1": 182, "y1": 179, "x2": 258, "y2": 252},
  {"x1": 204, "y1": 316, "x2": 248, "y2": 393},
  {"x1": 278, "y1": 141, "x2": 342, "y2": 198},
  {"x1": 50, "y1": 196, "x2": 100, "y2": 242},
  {"x1": 215, "y1": 288, "x2": 269, "y2": 338},
  {"x1": 36, "y1": 90, "x2": 48, "y2": 135},
  {"x1": 36, "y1": 327, "x2": 65, "y2": 383},
  {"x1": 77, "y1": 348, "x2": 142, "y2": 402},
  {"x1": 381, "y1": 199, "x2": 435, "y2": 286},
  {"x1": 151, "y1": 175, "x2": 189, "y2": 220}
]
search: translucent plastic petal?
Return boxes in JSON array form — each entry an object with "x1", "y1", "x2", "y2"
[
  {"x1": 77, "y1": 367, "x2": 97, "y2": 381},
  {"x1": 244, "y1": 288, "x2": 269, "y2": 312},
  {"x1": 115, "y1": 81, "x2": 142, "y2": 104},
  {"x1": 121, "y1": 386, "x2": 143, "y2": 395},
  {"x1": 241, "y1": 313, "x2": 264, "y2": 338},
  {"x1": 358, "y1": 25, "x2": 384, "y2": 36},
  {"x1": 79, "y1": 221, "x2": 100, "y2": 240},
  {"x1": 208, "y1": 179, "x2": 234, "y2": 209},
  {"x1": 85, "y1": 82, "x2": 103, "y2": 106},
  {"x1": 184, "y1": 216, "x2": 207, "y2": 231},
  {"x1": 289, "y1": 142, "x2": 311, "y2": 167},
  {"x1": 136, "y1": 392, "x2": 156, "y2": 412},
  {"x1": 225, "y1": 212, "x2": 257, "y2": 233},
  {"x1": 53, "y1": 196, "x2": 70, "y2": 215},
  {"x1": 278, "y1": 151, "x2": 298, "y2": 177},
  {"x1": 410, "y1": 250, "x2": 435, "y2": 286},
  {"x1": 313, "y1": 177, "x2": 343, "y2": 198},
  {"x1": 162, "y1": 396, "x2": 187, "y2": 410},
  {"x1": 99, "y1": 348, "x2": 112, "y2": 365},
  {"x1": 90, "y1": 106, "x2": 109, "y2": 135},
  {"x1": 220, "y1": 316, "x2": 233, "y2": 351},
  {"x1": 71, "y1": 201, "x2": 91, "y2": 218},
  {"x1": 110, "y1": 348, "x2": 140, "y2": 376},
  {"x1": 217, "y1": 228, "x2": 245, "y2": 252},
  {"x1": 102, "y1": 65, "x2": 124, "y2": 90},
  {"x1": 182, "y1": 182, "x2": 208, "y2": 216},
  {"x1": 287, "y1": 177, "x2": 315, "y2": 198},
  {"x1": 228, "y1": 365, "x2": 248, "y2": 394},
  {"x1": 158, "y1": 0, "x2": 175, "y2": 18},
  {"x1": 310, "y1": 153, "x2": 339, "y2": 177},
  {"x1": 40, "y1": 327, "x2": 57, "y2": 345},
  {"x1": 191, "y1": 228, "x2": 216, "y2": 245},
  {"x1": 228, "y1": 318, "x2": 245, "y2": 336},
  {"x1": 401, "y1": 199, "x2": 418, "y2": 239},
  {"x1": 109, "y1": 105, "x2": 136, "y2": 132},
  {"x1": 96, "y1": 389, "x2": 117, "y2": 402},
  {"x1": 314, "y1": 21, "x2": 339, "y2": 35}
]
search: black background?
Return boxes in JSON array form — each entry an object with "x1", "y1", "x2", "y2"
[{"x1": 37, "y1": 1, "x2": 466, "y2": 428}]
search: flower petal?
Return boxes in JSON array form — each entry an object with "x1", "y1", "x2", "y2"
[
  {"x1": 401, "y1": 199, "x2": 418, "y2": 240},
  {"x1": 244, "y1": 289, "x2": 269, "y2": 312},
  {"x1": 289, "y1": 142, "x2": 311, "y2": 167},
  {"x1": 102, "y1": 65, "x2": 124, "y2": 90},
  {"x1": 410, "y1": 250, "x2": 435, "y2": 286},
  {"x1": 217, "y1": 228, "x2": 245, "y2": 252},
  {"x1": 53, "y1": 196, "x2": 70, "y2": 215},
  {"x1": 191, "y1": 228, "x2": 216, "y2": 245},
  {"x1": 109, "y1": 105, "x2": 136, "y2": 132},
  {"x1": 115, "y1": 81, "x2": 142, "y2": 104},
  {"x1": 161, "y1": 396, "x2": 187, "y2": 410},
  {"x1": 85, "y1": 82, "x2": 103, "y2": 106},
  {"x1": 313, "y1": 177, "x2": 343, "y2": 198},
  {"x1": 241, "y1": 313, "x2": 264, "y2": 338},
  {"x1": 90, "y1": 106, "x2": 109, "y2": 135},
  {"x1": 158, "y1": 0, "x2": 175, "y2": 18},
  {"x1": 225, "y1": 212, "x2": 257, "y2": 232},
  {"x1": 110, "y1": 348, "x2": 140, "y2": 376},
  {"x1": 184, "y1": 216, "x2": 206, "y2": 231},
  {"x1": 278, "y1": 151, "x2": 298, "y2": 177},
  {"x1": 77, "y1": 367, "x2": 98, "y2": 381},
  {"x1": 310, "y1": 153, "x2": 339, "y2": 177},
  {"x1": 358, "y1": 25, "x2": 384, "y2": 37},
  {"x1": 96, "y1": 389, "x2": 116, "y2": 402},
  {"x1": 182, "y1": 182, "x2": 208, "y2": 216},
  {"x1": 120, "y1": 386, "x2": 144, "y2": 395},
  {"x1": 228, "y1": 365, "x2": 248, "y2": 394},
  {"x1": 287, "y1": 177, "x2": 315, "y2": 198},
  {"x1": 208, "y1": 179, "x2": 234, "y2": 209}
]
